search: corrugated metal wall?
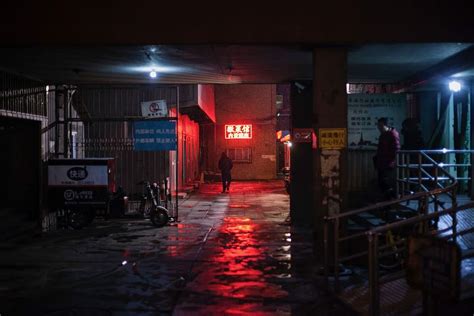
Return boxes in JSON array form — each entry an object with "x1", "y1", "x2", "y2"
[
  {"x1": 347, "y1": 149, "x2": 377, "y2": 191},
  {"x1": 73, "y1": 85, "x2": 183, "y2": 194},
  {"x1": 76, "y1": 85, "x2": 177, "y2": 195}
]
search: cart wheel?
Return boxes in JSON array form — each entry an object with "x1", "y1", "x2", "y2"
[
  {"x1": 150, "y1": 206, "x2": 169, "y2": 227},
  {"x1": 68, "y1": 210, "x2": 88, "y2": 229},
  {"x1": 85, "y1": 209, "x2": 96, "y2": 224}
]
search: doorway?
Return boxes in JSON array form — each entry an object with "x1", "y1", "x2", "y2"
[{"x1": 0, "y1": 117, "x2": 40, "y2": 221}]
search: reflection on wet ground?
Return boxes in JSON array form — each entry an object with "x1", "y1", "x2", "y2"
[
  {"x1": 173, "y1": 182, "x2": 351, "y2": 315},
  {"x1": 0, "y1": 181, "x2": 352, "y2": 315}
]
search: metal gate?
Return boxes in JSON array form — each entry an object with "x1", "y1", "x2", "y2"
[{"x1": 67, "y1": 85, "x2": 177, "y2": 196}]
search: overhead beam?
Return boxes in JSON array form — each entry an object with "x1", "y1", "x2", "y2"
[{"x1": 394, "y1": 45, "x2": 474, "y2": 93}]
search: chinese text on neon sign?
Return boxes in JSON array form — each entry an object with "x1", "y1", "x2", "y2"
[{"x1": 225, "y1": 124, "x2": 252, "y2": 139}]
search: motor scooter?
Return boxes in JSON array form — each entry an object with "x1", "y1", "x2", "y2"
[{"x1": 137, "y1": 181, "x2": 170, "y2": 227}]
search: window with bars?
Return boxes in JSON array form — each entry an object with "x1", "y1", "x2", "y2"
[{"x1": 226, "y1": 147, "x2": 252, "y2": 163}]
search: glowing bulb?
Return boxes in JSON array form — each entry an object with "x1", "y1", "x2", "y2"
[
  {"x1": 442, "y1": 148, "x2": 448, "y2": 154},
  {"x1": 449, "y1": 80, "x2": 461, "y2": 92},
  {"x1": 287, "y1": 142, "x2": 292, "y2": 147},
  {"x1": 122, "y1": 260, "x2": 128, "y2": 266},
  {"x1": 149, "y1": 70, "x2": 157, "y2": 78},
  {"x1": 439, "y1": 163, "x2": 445, "y2": 167}
]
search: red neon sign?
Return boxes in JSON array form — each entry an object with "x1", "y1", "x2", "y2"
[{"x1": 225, "y1": 124, "x2": 252, "y2": 139}]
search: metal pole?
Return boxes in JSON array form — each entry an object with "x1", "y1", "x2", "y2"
[
  {"x1": 452, "y1": 187, "x2": 457, "y2": 242},
  {"x1": 396, "y1": 153, "x2": 400, "y2": 198},
  {"x1": 403, "y1": 152, "x2": 407, "y2": 196},
  {"x1": 63, "y1": 87, "x2": 69, "y2": 158},
  {"x1": 54, "y1": 86, "x2": 60, "y2": 157},
  {"x1": 418, "y1": 152, "x2": 422, "y2": 191},
  {"x1": 175, "y1": 85, "x2": 179, "y2": 221},
  {"x1": 368, "y1": 232, "x2": 379, "y2": 316},
  {"x1": 434, "y1": 165, "x2": 439, "y2": 228},
  {"x1": 334, "y1": 218, "x2": 340, "y2": 293}
]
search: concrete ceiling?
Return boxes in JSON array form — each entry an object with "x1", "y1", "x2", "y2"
[{"x1": 0, "y1": 43, "x2": 473, "y2": 87}]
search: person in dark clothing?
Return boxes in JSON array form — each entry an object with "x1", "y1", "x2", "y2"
[
  {"x1": 218, "y1": 152, "x2": 233, "y2": 193},
  {"x1": 401, "y1": 118, "x2": 424, "y2": 150},
  {"x1": 374, "y1": 117, "x2": 400, "y2": 199}
]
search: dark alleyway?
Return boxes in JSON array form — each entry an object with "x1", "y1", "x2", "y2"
[{"x1": 0, "y1": 181, "x2": 352, "y2": 316}]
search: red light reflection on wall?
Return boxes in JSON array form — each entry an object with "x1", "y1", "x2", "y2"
[{"x1": 225, "y1": 124, "x2": 252, "y2": 139}]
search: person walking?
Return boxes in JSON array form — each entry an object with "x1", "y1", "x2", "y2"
[
  {"x1": 218, "y1": 152, "x2": 233, "y2": 193},
  {"x1": 374, "y1": 117, "x2": 400, "y2": 200}
]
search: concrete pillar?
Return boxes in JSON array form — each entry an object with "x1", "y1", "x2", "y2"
[
  {"x1": 312, "y1": 48, "x2": 348, "y2": 250},
  {"x1": 290, "y1": 81, "x2": 314, "y2": 226}
]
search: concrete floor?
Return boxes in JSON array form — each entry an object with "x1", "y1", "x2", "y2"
[{"x1": 0, "y1": 180, "x2": 353, "y2": 316}]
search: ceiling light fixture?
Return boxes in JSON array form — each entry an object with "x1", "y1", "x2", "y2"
[
  {"x1": 449, "y1": 80, "x2": 461, "y2": 92},
  {"x1": 149, "y1": 69, "x2": 157, "y2": 78}
]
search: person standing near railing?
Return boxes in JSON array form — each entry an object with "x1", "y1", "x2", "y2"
[
  {"x1": 401, "y1": 118, "x2": 424, "y2": 150},
  {"x1": 374, "y1": 117, "x2": 400, "y2": 200}
]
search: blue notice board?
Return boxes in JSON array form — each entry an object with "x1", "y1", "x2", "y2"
[{"x1": 134, "y1": 120, "x2": 177, "y2": 151}]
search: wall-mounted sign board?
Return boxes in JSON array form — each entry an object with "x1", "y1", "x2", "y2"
[
  {"x1": 225, "y1": 124, "x2": 252, "y2": 139},
  {"x1": 319, "y1": 128, "x2": 346, "y2": 149},
  {"x1": 134, "y1": 120, "x2": 177, "y2": 151}
]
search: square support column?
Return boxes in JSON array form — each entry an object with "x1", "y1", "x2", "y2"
[
  {"x1": 313, "y1": 48, "x2": 348, "y2": 250},
  {"x1": 290, "y1": 81, "x2": 314, "y2": 226}
]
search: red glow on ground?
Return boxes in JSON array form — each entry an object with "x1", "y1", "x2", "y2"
[{"x1": 186, "y1": 215, "x2": 288, "y2": 301}]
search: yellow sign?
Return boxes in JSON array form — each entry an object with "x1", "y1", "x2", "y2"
[{"x1": 319, "y1": 128, "x2": 346, "y2": 149}]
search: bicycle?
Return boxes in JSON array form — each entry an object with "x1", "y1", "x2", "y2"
[{"x1": 377, "y1": 205, "x2": 422, "y2": 270}]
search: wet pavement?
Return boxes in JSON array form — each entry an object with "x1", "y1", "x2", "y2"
[{"x1": 0, "y1": 180, "x2": 353, "y2": 315}]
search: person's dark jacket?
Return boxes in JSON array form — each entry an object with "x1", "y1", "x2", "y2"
[
  {"x1": 218, "y1": 156, "x2": 233, "y2": 174},
  {"x1": 401, "y1": 130, "x2": 424, "y2": 150},
  {"x1": 375, "y1": 128, "x2": 400, "y2": 170}
]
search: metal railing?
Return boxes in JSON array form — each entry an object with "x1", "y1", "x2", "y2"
[
  {"x1": 323, "y1": 149, "x2": 474, "y2": 315},
  {"x1": 365, "y1": 201, "x2": 474, "y2": 315},
  {"x1": 397, "y1": 149, "x2": 472, "y2": 197}
]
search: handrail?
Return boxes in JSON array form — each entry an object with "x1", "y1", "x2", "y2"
[
  {"x1": 399, "y1": 149, "x2": 473, "y2": 154},
  {"x1": 367, "y1": 202, "x2": 474, "y2": 235},
  {"x1": 419, "y1": 151, "x2": 457, "y2": 181},
  {"x1": 326, "y1": 152, "x2": 459, "y2": 222},
  {"x1": 364, "y1": 149, "x2": 469, "y2": 315},
  {"x1": 324, "y1": 149, "x2": 467, "y2": 315},
  {"x1": 365, "y1": 200, "x2": 474, "y2": 316},
  {"x1": 325, "y1": 186, "x2": 451, "y2": 222}
]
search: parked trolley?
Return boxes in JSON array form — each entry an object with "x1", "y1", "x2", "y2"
[{"x1": 48, "y1": 158, "x2": 116, "y2": 229}]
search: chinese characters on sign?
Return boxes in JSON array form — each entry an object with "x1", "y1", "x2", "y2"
[
  {"x1": 134, "y1": 121, "x2": 177, "y2": 151},
  {"x1": 48, "y1": 165, "x2": 108, "y2": 186},
  {"x1": 225, "y1": 124, "x2": 252, "y2": 139},
  {"x1": 348, "y1": 94, "x2": 406, "y2": 149},
  {"x1": 319, "y1": 128, "x2": 346, "y2": 149}
]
